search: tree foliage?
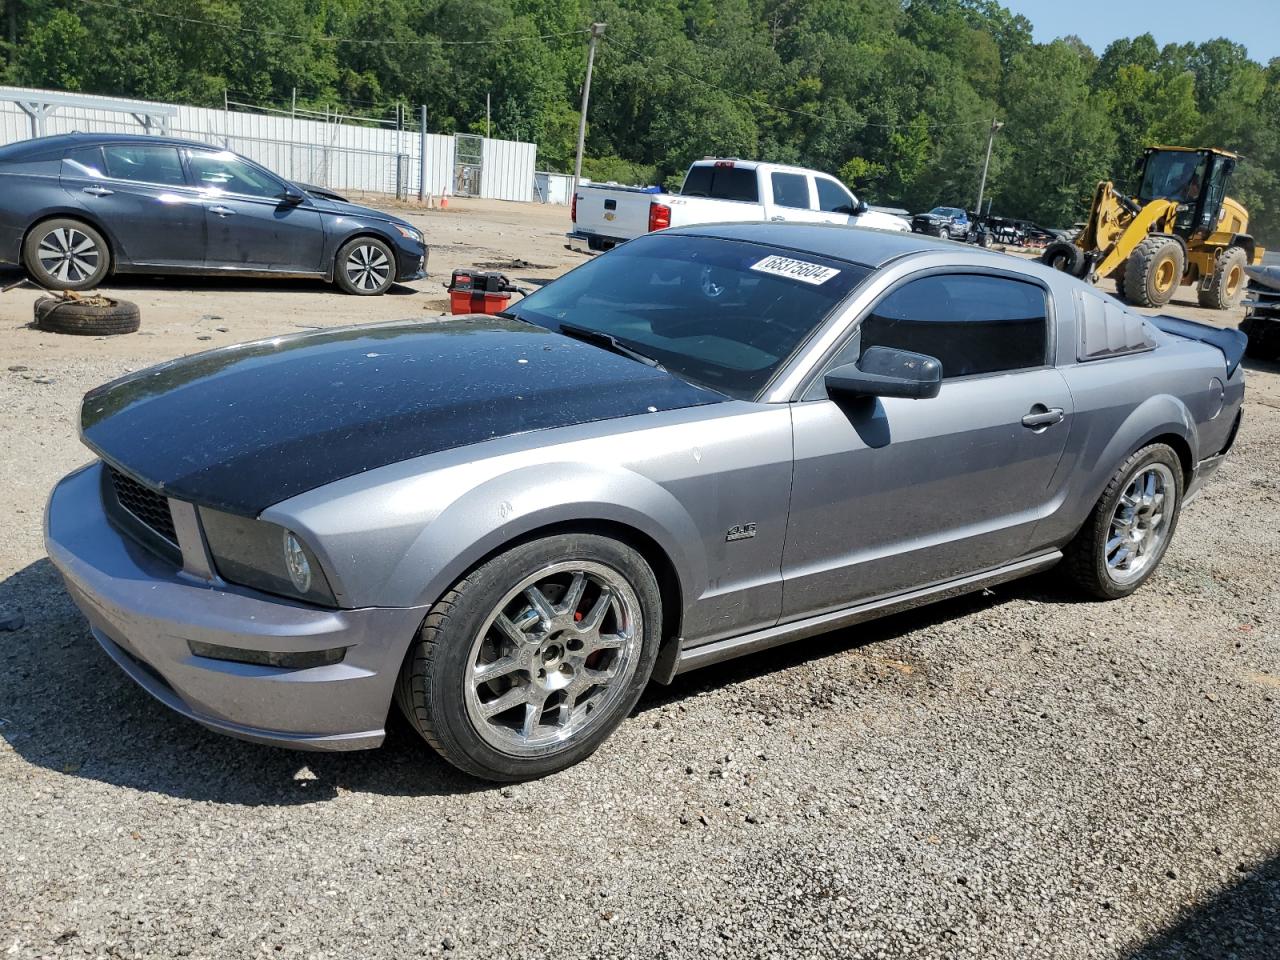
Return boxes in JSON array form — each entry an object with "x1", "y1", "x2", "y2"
[{"x1": 2, "y1": 0, "x2": 1279, "y2": 241}]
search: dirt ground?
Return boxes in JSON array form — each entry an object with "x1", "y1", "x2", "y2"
[{"x1": 2, "y1": 201, "x2": 1278, "y2": 960}]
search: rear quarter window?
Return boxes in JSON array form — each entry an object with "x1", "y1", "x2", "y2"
[{"x1": 1076, "y1": 290, "x2": 1156, "y2": 360}]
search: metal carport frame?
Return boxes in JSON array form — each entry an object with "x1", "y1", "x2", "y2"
[{"x1": 0, "y1": 87, "x2": 178, "y2": 139}]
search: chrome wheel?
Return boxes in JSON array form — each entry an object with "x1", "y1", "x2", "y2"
[
  {"x1": 37, "y1": 227, "x2": 101, "y2": 284},
  {"x1": 1105, "y1": 463, "x2": 1176, "y2": 584},
  {"x1": 463, "y1": 561, "x2": 643, "y2": 757},
  {"x1": 344, "y1": 242, "x2": 391, "y2": 291}
]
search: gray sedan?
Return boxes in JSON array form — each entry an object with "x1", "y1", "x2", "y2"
[
  {"x1": 0, "y1": 133, "x2": 426, "y2": 295},
  {"x1": 45, "y1": 225, "x2": 1245, "y2": 781}
]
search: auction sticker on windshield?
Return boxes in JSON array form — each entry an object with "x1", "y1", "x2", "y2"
[{"x1": 750, "y1": 255, "x2": 841, "y2": 285}]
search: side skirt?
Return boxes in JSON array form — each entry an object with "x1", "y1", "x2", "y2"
[{"x1": 668, "y1": 550, "x2": 1062, "y2": 678}]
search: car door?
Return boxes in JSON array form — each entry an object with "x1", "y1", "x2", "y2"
[
  {"x1": 764, "y1": 171, "x2": 828, "y2": 224},
  {"x1": 61, "y1": 143, "x2": 206, "y2": 267},
  {"x1": 780, "y1": 270, "x2": 1074, "y2": 619},
  {"x1": 184, "y1": 149, "x2": 325, "y2": 273}
]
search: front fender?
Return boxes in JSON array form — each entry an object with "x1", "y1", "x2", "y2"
[{"x1": 389, "y1": 462, "x2": 707, "y2": 612}]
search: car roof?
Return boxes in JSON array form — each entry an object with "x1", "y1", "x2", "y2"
[
  {"x1": 0, "y1": 131, "x2": 226, "y2": 160},
  {"x1": 664, "y1": 221, "x2": 964, "y2": 269}
]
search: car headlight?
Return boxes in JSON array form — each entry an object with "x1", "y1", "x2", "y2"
[
  {"x1": 393, "y1": 223, "x2": 423, "y2": 243},
  {"x1": 198, "y1": 507, "x2": 337, "y2": 606}
]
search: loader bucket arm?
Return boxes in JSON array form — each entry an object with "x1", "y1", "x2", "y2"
[{"x1": 1093, "y1": 197, "x2": 1179, "y2": 280}]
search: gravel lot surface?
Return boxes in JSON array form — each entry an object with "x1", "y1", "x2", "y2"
[{"x1": 2, "y1": 202, "x2": 1278, "y2": 959}]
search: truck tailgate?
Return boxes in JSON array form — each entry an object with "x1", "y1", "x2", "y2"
[{"x1": 573, "y1": 185, "x2": 652, "y2": 243}]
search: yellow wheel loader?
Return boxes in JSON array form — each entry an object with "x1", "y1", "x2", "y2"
[{"x1": 1042, "y1": 146, "x2": 1265, "y2": 309}]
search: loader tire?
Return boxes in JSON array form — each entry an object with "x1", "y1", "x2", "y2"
[
  {"x1": 1123, "y1": 236, "x2": 1185, "y2": 308},
  {"x1": 1197, "y1": 246, "x2": 1248, "y2": 310}
]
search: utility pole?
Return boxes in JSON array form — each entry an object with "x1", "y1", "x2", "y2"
[
  {"x1": 485, "y1": 92, "x2": 491, "y2": 139},
  {"x1": 418, "y1": 104, "x2": 428, "y2": 202},
  {"x1": 974, "y1": 117, "x2": 1003, "y2": 216},
  {"x1": 572, "y1": 22, "x2": 606, "y2": 200}
]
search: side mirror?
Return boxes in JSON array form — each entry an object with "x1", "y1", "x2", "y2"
[
  {"x1": 824, "y1": 346, "x2": 942, "y2": 400},
  {"x1": 853, "y1": 198, "x2": 869, "y2": 216},
  {"x1": 280, "y1": 189, "x2": 306, "y2": 206}
]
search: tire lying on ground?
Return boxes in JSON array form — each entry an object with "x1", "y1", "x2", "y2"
[{"x1": 33, "y1": 296, "x2": 140, "y2": 336}]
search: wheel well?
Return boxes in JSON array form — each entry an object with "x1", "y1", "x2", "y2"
[
  {"x1": 1229, "y1": 234, "x2": 1256, "y2": 262},
  {"x1": 456, "y1": 518, "x2": 684, "y2": 650},
  {"x1": 1146, "y1": 432, "x2": 1194, "y2": 488},
  {"x1": 22, "y1": 213, "x2": 114, "y2": 264}
]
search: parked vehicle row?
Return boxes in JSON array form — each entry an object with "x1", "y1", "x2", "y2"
[
  {"x1": 567, "y1": 158, "x2": 911, "y2": 251},
  {"x1": 0, "y1": 133, "x2": 428, "y2": 295},
  {"x1": 46, "y1": 224, "x2": 1246, "y2": 781}
]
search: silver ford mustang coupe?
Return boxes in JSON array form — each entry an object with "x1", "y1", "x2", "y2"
[{"x1": 45, "y1": 224, "x2": 1246, "y2": 781}]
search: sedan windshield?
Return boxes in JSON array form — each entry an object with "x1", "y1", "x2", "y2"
[{"x1": 507, "y1": 234, "x2": 869, "y2": 399}]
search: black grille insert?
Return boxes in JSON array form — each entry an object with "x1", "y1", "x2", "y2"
[{"x1": 108, "y1": 467, "x2": 177, "y2": 545}]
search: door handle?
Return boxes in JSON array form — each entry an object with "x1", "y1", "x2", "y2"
[
  {"x1": 1022, "y1": 406, "x2": 1065, "y2": 429},
  {"x1": 82, "y1": 186, "x2": 114, "y2": 196},
  {"x1": 209, "y1": 205, "x2": 235, "y2": 217},
  {"x1": 769, "y1": 215, "x2": 785, "y2": 222}
]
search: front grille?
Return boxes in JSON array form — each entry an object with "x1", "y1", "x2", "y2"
[{"x1": 108, "y1": 467, "x2": 177, "y2": 545}]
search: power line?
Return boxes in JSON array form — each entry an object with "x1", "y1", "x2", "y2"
[
  {"x1": 601, "y1": 33, "x2": 995, "y2": 132},
  {"x1": 75, "y1": 0, "x2": 590, "y2": 46}
]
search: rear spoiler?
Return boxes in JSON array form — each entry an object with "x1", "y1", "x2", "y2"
[{"x1": 1150, "y1": 315, "x2": 1248, "y2": 376}]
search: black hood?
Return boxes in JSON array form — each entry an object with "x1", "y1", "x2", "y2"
[{"x1": 81, "y1": 317, "x2": 725, "y2": 515}]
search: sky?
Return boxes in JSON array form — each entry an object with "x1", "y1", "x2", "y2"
[{"x1": 1000, "y1": 0, "x2": 1280, "y2": 64}]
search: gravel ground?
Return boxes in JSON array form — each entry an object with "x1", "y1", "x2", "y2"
[{"x1": 2, "y1": 205, "x2": 1278, "y2": 959}]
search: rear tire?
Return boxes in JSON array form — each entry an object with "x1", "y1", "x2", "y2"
[
  {"x1": 335, "y1": 236, "x2": 395, "y2": 295},
  {"x1": 1123, "y1": 236, "x2": 1185, "y2": 308},
  {"x1": 395, "y1": 533, "x2": 662, "y2": 781},
  {"x1": 1197, "y1": 246, "x2": 1248, "y2": 310},
  {"x1": 1064, "y1": 443, "x2": 1184, "y2": 600},
  {"x1": 22, "y1": 219, "x2": 110, "y2": 291},
  {"x1": 1042, "y1": 240, "x2": 1085, "y2": 277}
]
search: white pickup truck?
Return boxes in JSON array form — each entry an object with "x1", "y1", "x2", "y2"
[{"x1": 567, "y1": 158, "x2": 910, "y2": 251}]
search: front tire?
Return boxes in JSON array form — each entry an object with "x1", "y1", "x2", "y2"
[
  {"x1": 335, "y1": 236, "x2": 395, "y2": 295},
  {"x1": 395, "y1": 533, "x2": 662, "y2": 781},
  {"x1": 1065, "y1": 444, "x2": 1184, "y2": 600},
  {"x1": 23, "y1": 219, "x2": 110, "y2": 291},
  {"x1": 1123, "y1": 236, "x2": 1185, "y2": 308}
]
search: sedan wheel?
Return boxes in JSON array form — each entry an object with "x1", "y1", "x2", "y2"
[
  {"x1": 395, "y1": 533, "x2": 662, "y2": 781},
  {"x1": 464, "y1": 561, "x2": 644, "y2": 756},
  {"x1": 23, "y1": 219, "x2": 110, "y2": 291},
  {"x1": 1065, "y1": 443, "x2": 1184, "y2": 599},
  {"x1": 1103, "y1": 463, "x2": 1176, "y2": 585},
  {"x1": 335, "y1": 237, "x2": 395, "y2": 295}
]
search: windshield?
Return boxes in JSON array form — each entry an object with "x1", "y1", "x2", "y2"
[
  {"x1": 931, "y1": 207, "x2": 964, "y2": 218},
  {"x1": 1139, "y1": 151, "x2": 1207, "y2": 203},
  {"x1": 506, "y1": 234, "x2": 869, "y2": 399}
]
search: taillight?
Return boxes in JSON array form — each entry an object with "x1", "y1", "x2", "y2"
[
  {"x1": 571, "y1": 193, "x2": 577, "y2": 222},
  {"x1": 648, "y1": 202, "x2": 671, "y2": 232}
]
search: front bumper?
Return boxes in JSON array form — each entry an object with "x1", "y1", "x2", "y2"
[
  {"x1": 394, "y1": 241, "x2": 428, "y2": 282},
  {"x1": 45, "y1": 462, "x2": 427, "y2": 751}
]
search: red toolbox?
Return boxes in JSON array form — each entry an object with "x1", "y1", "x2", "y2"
[{"x1": 446, "y1": 269, "x2": 517, "y2": 315}]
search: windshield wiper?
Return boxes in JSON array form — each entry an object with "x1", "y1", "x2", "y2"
[{"x1": 557, "y1": 322, "x2": 665, "y2": 371}]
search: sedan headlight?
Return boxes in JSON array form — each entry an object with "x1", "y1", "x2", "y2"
[
  {"x1": 199, "y1": 508, "x2": 337, "y2": 607},
  {"x1": 393, "y1": 223, "x2": 423, "y2": 243}
]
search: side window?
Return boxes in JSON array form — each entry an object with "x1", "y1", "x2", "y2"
[
  {"x1": 187, "y1": 151, "x2": 284, "y2": 199},
  {"x1": 815, "y1": 177, "x2": 853, "y2": 213},
  {"x1": 770, "y1": 172, "x2": 811, "y2": 209},
  {"x1": 859, "y1": 274, "x2": 1048, "y2": 379},
  {"x1": 65, "y1": 146, "x2": 105, "y2": 178},
  {"x1": 102, "y1": 145, "x2": 186, "y2": 186}
]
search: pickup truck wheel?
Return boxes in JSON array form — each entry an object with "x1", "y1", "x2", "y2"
[
  {"x1": 395, "y1": 533, "x2": 661, "y2": 782},
  {"x1": 1197, "y1": 246, "x2": 1248, "y2": 310},
  {"x1": 1065, "y1": 444, "x2": 1183, "y2": 600}
]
